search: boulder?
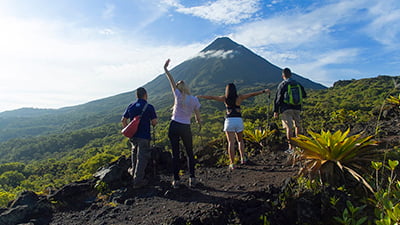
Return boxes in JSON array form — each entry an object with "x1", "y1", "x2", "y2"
[
  {"x1": 0, "y1": 191, "x2": 52, "y2": 225},
  {"x1": 47, "y1": 180, "x2": 97, "y2": 210},
  {"x1": 93, "y1": 156, "x2": 132, "y2": 190}
]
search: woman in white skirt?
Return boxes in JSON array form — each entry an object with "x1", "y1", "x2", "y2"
[{"x1": 198, "y1": 83, "x2": 270, "y2": 170}]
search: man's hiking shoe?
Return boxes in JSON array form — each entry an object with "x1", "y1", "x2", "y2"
[
  {"x1": 127, "y1": 167, "x2": 134, "y2": 176},
  {"x1": 228, "y1": 164, "x2": 235, "y2": 171},
  {"x1": 133, "y1": 179, "x2": 148, "y2": 189},
  {"x1": 189, "y1": 177, "x2": 197, "y2": 188},
  {"x1": 240, "y1": 156, "x2": 248, "y2": 165},
  {"x1": 172, "y1": 180, "x2": 181, "y2": 189},
  {"x1": 284, "y1": 148, "x2": 294, "y2": 154}
]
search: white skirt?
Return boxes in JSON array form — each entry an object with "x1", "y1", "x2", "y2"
[{"x1": 223, "y1": 117, "x2": 244, "y2": 132}]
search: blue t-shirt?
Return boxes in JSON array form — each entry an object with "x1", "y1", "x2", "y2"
[{"x1": 123, "y1": 99, "x2": 157, "y2": 140}]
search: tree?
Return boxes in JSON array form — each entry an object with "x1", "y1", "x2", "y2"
[
  {"x1": 0, "y1": 171, "x2": 26, "y2": 187},
  {"x1": 79, "y1": 153, "x2": 117, "y2": 176}
]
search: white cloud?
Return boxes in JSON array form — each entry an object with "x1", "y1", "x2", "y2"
[
  {"x1": 2, "y1": 0, "x2": 400, "y2": 112},
  {"x1": 227, "y1": 0, "x2": 399, "y2": 86},
  {"x1": 254, "y1": 47, "x2": 360, "y2": 87},
  {"x1": 102, "y1": 4, "x2": 115, "y2": 19},
  {"x1": 166, "y1": 0, "x2": 261, "y2": 24},
  {"x1": 294, "y1": 48, "x2": 360, "y2": 78},
  {"x1": 161, "y1": 0, "x2": 182, "y2": 8},
  {"x1": 232, "y1": 0, "x2": 372, "y2": 48},
  {"x1": 0, "y1": 15, "x2": 203, "y2": 112},
  {"x1": 131, "y1": 0, "x2": 171, "y2": 32},
  {"x1": 311, "y1": 49, "x2": 360, "y2": 66},
  {"x1": 364, "y1": 1, "x2": 400, "y2": 48},
  {"x1": 195, "y1": 50, "x2": 235, "y2": 59}
]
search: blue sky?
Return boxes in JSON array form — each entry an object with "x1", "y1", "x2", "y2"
[{"x1": 0, "y1": 0, "x2": 399, "y2": 112}]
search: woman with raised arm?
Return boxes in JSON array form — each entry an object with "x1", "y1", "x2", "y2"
[
  {"x1": 164, "y1": 59, "x2": 202, "y2": 188},
  {"x1": 198, "y1": 83, "x2": 270, "y2": 170}
]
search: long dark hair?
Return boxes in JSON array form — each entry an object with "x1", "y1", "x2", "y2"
[{"x1": 225, "y1": 83, "x2": 238, "y2": 106}]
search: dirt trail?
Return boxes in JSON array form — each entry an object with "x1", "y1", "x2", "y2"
[{"x1": 49, "y1": 151, "x2": 296, "y2": 225}]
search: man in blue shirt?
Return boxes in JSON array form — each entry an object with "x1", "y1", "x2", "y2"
[
  {"x1": 273, "y1": 68, "x2": 306, "y2": 153},
  {"x1": 121, "y1": 87, "x2": 158, "y2": 188}
]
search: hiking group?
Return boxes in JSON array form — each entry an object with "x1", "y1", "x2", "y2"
[{"x1": 121, "y1": 59, "x2": 306, "y2": 189}]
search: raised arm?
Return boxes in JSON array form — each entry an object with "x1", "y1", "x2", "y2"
[
  {"x1": 197, "y1": 95, "x2": 225, "y2": 102},
  {"x1": 164, "y1": 59, "x2": 176, "y2": 93},
  {"x1": 238, "y1": 89, "x2": 270, "y2": 103}
]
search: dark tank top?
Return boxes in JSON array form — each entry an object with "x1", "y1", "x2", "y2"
[{"x1": 225, "y1": 99, "x2": 242, "y2": 118}]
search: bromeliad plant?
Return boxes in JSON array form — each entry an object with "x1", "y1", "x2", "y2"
[
  {"x1": 291, "y1": 129, "x2": 381, "y2": 191},
  {"x1": 244, "y1": 128, "x2": 276, "y2": 148},
  {"x1": 386, "y1": 94, "x2": 400, "y2": 108}
]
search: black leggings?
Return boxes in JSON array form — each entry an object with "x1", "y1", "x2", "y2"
[{"x1": 168, "y1": 120, "x2": 195, "y2": 180}]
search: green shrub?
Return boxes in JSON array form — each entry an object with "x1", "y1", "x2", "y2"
[
  {"x1": 79, "y1": 153, "x2": 117, "y2": 177},
  {"x1": 371, "y1": 159, "x2": 400, "y2": 224},
  {"x1": 0, "y1": 191, "x2": 15, "y2": 207}
]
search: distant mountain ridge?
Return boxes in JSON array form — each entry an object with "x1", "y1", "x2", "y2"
[{"x1": 0, "y1": 37, "x2": 327, "y2": 142}]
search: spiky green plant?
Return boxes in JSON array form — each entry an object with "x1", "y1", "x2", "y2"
[
  {"x1": 291, "y1": 129, "x2": 381, "y2": 191},
  {"x1": 386, "y1": 95, "x2": 400, "y2": 107},
  {"x1": 244, "y1": 128, "x2": 276, "y2": 148},
  {"x1": 330, "y1": 109, "x2": 359, "y2": 125}
]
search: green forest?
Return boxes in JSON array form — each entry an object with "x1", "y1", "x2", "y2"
[{"x1": 0, "y1": 75, "x2": 399, "y2": 224}]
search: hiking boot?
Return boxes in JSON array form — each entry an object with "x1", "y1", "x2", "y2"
[
  {"x1": 189, "y1": 177, "x2": 197, "y2": 188},
  {"x1": 133, "y1": 179, "x2": 148, "y2": 189},
  {"x1": 172, "y1": 180, "x2": 181, "y2": 189}
]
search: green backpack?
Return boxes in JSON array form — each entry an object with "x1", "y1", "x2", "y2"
[{"x1": 283, "y1": 83, "x2": 303, "y2": 105}]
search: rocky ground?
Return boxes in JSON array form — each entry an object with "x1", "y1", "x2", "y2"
[{"x1": 49, "y1": 150, "x2": 296, "y2": 225}]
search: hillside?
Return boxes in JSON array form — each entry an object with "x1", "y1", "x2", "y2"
[
  {"x1": 0, "y1": 74, "x2": 399, "y2": 224},
  {"x1": 0, "y1": 37, "x2": 325, "y2": 143},
  {"x1": 0, "y1": 74, "x2": 398, "y2": 165},
  {"x1": 302, "y1": 75, "x2": 400, "y2": 132},
  {"x1": 0, "y1": 75, "x2": 397, "y2": 165}
]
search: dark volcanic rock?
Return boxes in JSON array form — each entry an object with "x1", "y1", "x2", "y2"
[{"x1": 0, "y1": 191, "x2": 52, "y2": 225}]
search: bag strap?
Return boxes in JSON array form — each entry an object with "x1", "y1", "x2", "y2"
[
  {"x1": 139, "y1": 103, "x2": 156, "y2": 147},
  {"x1": 139, "y1": 103, "x2": 148, "y2": 117}
]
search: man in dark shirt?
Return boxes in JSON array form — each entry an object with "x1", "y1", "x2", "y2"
[
  {"x1": 121, "y1": 87, "x2": 157, "y2": 188},
  {"x1": 273, "y1": 68, "x2": 306, "y2": 153}
]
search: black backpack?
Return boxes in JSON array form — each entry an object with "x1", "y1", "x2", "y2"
[{"x1": 283, "y1": 83, "x2": 303, "y2": 105}]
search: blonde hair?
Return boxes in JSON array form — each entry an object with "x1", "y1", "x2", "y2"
[
  {"x1": 175, "y1": 81, "x2": 191, "y2": 107},
  {"x1": 176, "y1": 81, "x2": 191, "y2": 95}
]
